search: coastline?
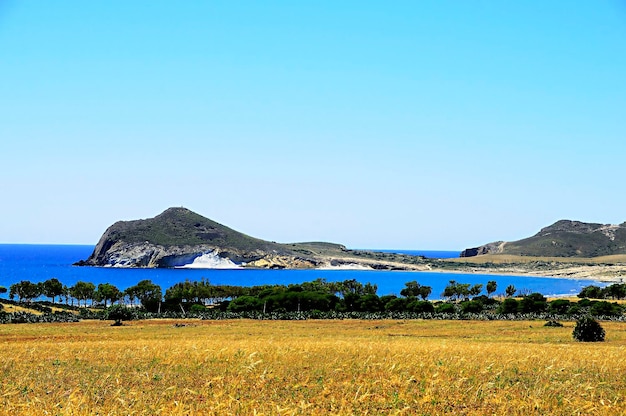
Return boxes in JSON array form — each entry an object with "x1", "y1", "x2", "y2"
[{"x1": 423, "y1": 267, "x2": 621, "y2": 283}]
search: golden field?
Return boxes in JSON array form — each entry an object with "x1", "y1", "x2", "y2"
[{"x1": 0, "y1": 319, "x2": 625, "y2": 415}]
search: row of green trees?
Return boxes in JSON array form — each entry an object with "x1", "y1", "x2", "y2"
[
  {"x1": 578, "y1": 283, "x2": 626, "y2": 300},
  {"x1": 6, "y1": 279, "x2": 162, "y2": 310},
  {"x1": 4, "y1": 277, "x2": 623, "y2": 317},
  {"x1": 4, "y1": 278, "x2": 380, "y2": 313}
]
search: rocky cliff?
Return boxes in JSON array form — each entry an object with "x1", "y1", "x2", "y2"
[
  {"x1": 461, "y1": 220, "x2": 626, "y2": 258},
  {"x1": 76, "y1": 207, "x2": 430, "y2": 270},
  {"x1": 76, "y1": 207, "x2": 321, "y2": 268}
]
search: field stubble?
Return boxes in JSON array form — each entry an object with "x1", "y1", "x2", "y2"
[{"x1": 0, "y1": 319, "x2": 625, "y2": 415}]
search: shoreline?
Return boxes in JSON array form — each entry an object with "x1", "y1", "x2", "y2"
[{"x1": 422, "y1": 267, "x2": 623, "y2": 283}]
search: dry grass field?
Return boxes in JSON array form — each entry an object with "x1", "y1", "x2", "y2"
[{"x1": 1, "y1": 319, "x2": 625, "y2": 415}]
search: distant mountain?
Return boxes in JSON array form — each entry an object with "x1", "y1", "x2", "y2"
[
  {"x1": 76, "y1": 207, "x2": 428, "y2": 270},
  {"x1": 461, "y1": 220, "x2": 626, "y2": 258}
]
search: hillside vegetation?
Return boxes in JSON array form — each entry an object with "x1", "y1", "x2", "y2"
[
  {"x1": 78, "y1": 207, "x2": 431, "y2": 269},
  {"x1": 100, "y1": 207, "x2": 290, "y2": 253},
  {"x1": 462, "y1": 220, "x2": 626, "y2": 258}
]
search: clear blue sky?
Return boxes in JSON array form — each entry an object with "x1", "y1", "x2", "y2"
[{"x1": 1, "y1": 1, "x2": 626, "y2": 249}]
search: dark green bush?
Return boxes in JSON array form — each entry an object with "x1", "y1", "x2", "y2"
[
  {"x1": 227, "y1": 295, "x2": 262, "y2": 312},
  {"x1": 407, "y1": 300, "x2": 434, "y2": 313},
  {"x1": 460, "y1": 300, "x2": 484, "y2": 314},
  {"x1": 189, "y1": 304, "x2": 207, "y2": 313},
  {"x1": 498, "y1": 298, "x2": 519, "y2": 314},
  {"x1": 519, "y1": 293, "x2": 547, "y2": 313},
  {"x1": 572, "y1": 316, "x2": 605, "y2": 342},
  {"x1": 578, "y1": 285, "x2": 604, "y2": 299},
  {"x1": 106, "y1": 305, "x2": 136, "y2": 326},
  {"x1": 435, "y1": 303, "x2": 456, "y2": 314},
  {"x1": 544, "y1": 320, "x2": 564, "y2": 327},
  {"x1": 356, "y1": 294, "x2": 383, "y2": 312},
  {"x1": 384, "y1": 297, "x2": 408, "y2": 312},
  {"x1": 472, "y1": 295, "x2": 498, "y2": 307},
  {"x1": 549, "y1": 299, "x2": 571, "y2": 315},
  {"x1": 589, "y1": 301, "x2": 623, "y2": 317},
  {"x1": 567, "y1": 305, "x2": 582, "y2": 316}
]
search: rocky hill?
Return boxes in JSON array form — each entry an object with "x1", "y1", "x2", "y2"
[
  {"x1": 76, "y1": 207, "x2": 429, "y2": 270},
  {"x1": 461, "y1": 220, "x2": 626, "y2": 258}
]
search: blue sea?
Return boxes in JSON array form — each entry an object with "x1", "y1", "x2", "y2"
[{"x1": 0, "y1": 244, "x2": 602, "y2": 299}]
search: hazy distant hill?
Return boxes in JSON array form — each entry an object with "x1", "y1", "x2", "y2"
[{"x1": 461, "y1": 220, "x2": 626, "y2": 258}]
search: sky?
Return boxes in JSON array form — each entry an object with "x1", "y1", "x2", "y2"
[{"x1": 1, "y1": 1, "x2": 626, "y2": 250}]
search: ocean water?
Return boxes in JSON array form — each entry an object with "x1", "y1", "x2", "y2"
[{"x1": 0, "y1": 244, "x2": 602, "y2": 299}]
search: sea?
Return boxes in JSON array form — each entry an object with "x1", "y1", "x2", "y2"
[{"x1": 0, "y1": 244, "x2": 604, "y2": 300}]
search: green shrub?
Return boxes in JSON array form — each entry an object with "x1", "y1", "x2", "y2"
[
  {"x1": 498, "y1": 298, "x2": 519, "y2": 314},
  {"x1": 589, "y1": 301, "x2": 623, "y2": 317},
  {"x1": 567, "y1": 305, "x2": 582, "y2": 316},
  {"x1": 544, "y1": 320, "x2": 564, "y2": 327},
  {"x1": 435, "y1": 303, "x2": 456, "y2": 314},
  {"x1": 407, "y1": 300, "x2": 434, "y2": 313},
  {"x1": 384, "y1": 297, "x2": 408, "y2": 312},
  {"x1": 577, "y1": 285, "x2": 604, "y2": 299},
  {"x1": 106, "y1": 305, "x2": 135, "y2": 326},
  {"x1": 356, "y1": 294, "x2": 383, "y2": 312},
  {"x1": 189, "y1": 304, "x2": 207, "y2": 313},
  {"x1": 549, "y1": 299, "x2": 571, "y2": 315},
  {"x1": 460, "y1": 300, "x2": 484, "y2": 314},
  {"x1": 519, "y1": 293, "x2": 547, "y2": 313},
  {"x1": 227, "y1": 296, "x2": 262, "y2": 312},
  {"x1": 572, "y1": 316, "x2": 605, "y2": 342}
]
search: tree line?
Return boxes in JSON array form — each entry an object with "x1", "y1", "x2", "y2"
[{"x1": 2, "y1": 278, "x2": 624, "y2": 317}]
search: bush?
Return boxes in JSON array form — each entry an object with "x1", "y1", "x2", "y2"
[
  {"x1": 189, "y1": 304, "x2": 207, "y2": 313},
  {"x1": 435, "y1": 303, "x2": 456, "y2": 314},
  {"x1": 519, "y1": 293, "x2": 547, "y2": 313},
  {"x1": 460, "y1": 300, "x2": 484, "y2": 314},
  {"x1": 578, "y1": 285, "x2": 604, "y2": 299},
  {"x1": 356, "y1": 294, "x2": 383, "y2": 312},
  {"x1": 549, "y1": 299, "x2": 571, "y2": 315},
  {"x1": 572, "y1": 316, "x2": 605, "y2": 342},
  {"x1": 106, "y1": 305, "x2": 135, "y2": 326},
  {"x1": 498, "y1": 298, "x2": 519, "y2": 314},
  {"x1": 472, "y1": 295, "x2": 498, "y2": 307},
  {"x1": 407, "y1": 300, "x2": 434, "y2": 313},
  {"x1": 566, "y1": 305, "x2": 582, "y2": 316},
  {"x1": 544, "y1": 320, "x2": 564, "y2": 327},
  {"x1": 227, "y1": 296, "x2": 262, "y2": 312},
  {"x1": 384, "y1": 297, "x2": 408, "y2": 312},
  {"x1": 589, "y1": 301, "x2": 623, "y2": 317}
]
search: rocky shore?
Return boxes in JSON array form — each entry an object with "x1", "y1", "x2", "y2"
[{"x1": 76, "y1": 208, "x2": 626, "y2": 280}]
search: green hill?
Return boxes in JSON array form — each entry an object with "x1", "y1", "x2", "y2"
[
  {"x1": 461, "y1": 220, "x2": 626, "y2": 258},
  {"x1": 77, "y1": 207, "x2": 429, "y2": 270},
  {"x1": 99, "y1": 207, "x2": 288, "y2": 252}
]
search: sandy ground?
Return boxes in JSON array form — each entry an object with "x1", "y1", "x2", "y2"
[{"x1": 429, "y1": 264, "x2": 626, "y2": 282}]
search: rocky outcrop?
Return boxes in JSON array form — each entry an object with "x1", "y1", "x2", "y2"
[
  {"x1": 76, "y1": 242, "x2": 259, "y2": 268},
  {"x1": 461, "y1": 220, "x2": 626, "y2": 258},
  {"x1": 76, "y1": 207, "x2": 436, "y2": 269},
  {"x1": 460, "y1": 241, "x2": 505, "y2": 257},
  {"x1": 75, "y1": 208, "x2": 369, "y2": 269}
]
